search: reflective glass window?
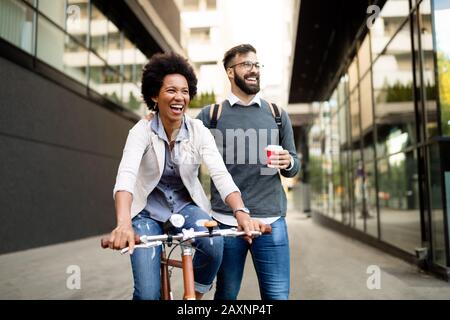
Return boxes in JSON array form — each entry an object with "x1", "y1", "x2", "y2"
[
  {"x1": 65, "y1": 0, "x2": 89, "y2": 47},
  {"x1": 373, "y1": 21, "x2": 416, "y2": 158},
  {"x1": 0, "y1": 0, "x2": 36, "y2": 54},
  {"x1": 378, "y1": 151, "x2": 421, "y2": 253},
  {"x1": 371, "y1": 0, "x2": 411, "y2": 60},
  {"x1": 433, "y1": 0, "x2": 450, "y2": 136}
]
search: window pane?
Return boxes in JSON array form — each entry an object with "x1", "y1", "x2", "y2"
[
  {"x1": 373, "y1": 21, "x2": 416, "y2": 158},
  {"x1": 122, "y1": 38, "x2": 135, "y2": 83},
  {"x1": 348, "y1": 57, "x2": 358, "y2": 91},
  {"x1": 323, "y1": 100, "x2": 335, "y2": 218},
  {"x1": 90, "y1": 5, "x2": 108, "y2": 60},
  {"x1": 183, "y1": 0, "x2": 199, "y2": 11},
  {"x1": 365, "y1": 162, "x2": 378, "y2": 237},
  {"x1": 338, "y1": 104, "x2": 349, "y2": 147},
  {"x1": 337, "y1": 75, "x2": 348, "y2": 107},
  {"x1": 331, "y1": 111, "x2": 342, "y2": 220},
  {"x1": 353, "y1": 160, "x2": 365, "y2": 231},
  {"x1": 122, "y1": 39, "x2": 144, "y2": 113},
  {"x1": 358, "y1": 34, "x2": 371, "y2": 78},
  {"x1": 107, "y1": 21, "x2": 121, "y2": 65},
  {"x1": 37, "y1": 15, "x2": 65, "y2": 69},
  {"x1": 0, "y1": 0, "x2": 35, "y2": 54},
  {"x1": 360, "y1": 72, "x2": 374, "y2": 137},
  {"x1": 427, "y1": 144, "x2": 447, "y2": 266},
  {"x1": 412, "y1": 0, "x2": 439, "y2": 140},
  {"x1": 323, "y1": 102, "x2": 332, "y2": 217},
  {"x1": 433, "y1": 0, "x2": 450, "y2": 136},
  {"x1": 342, "y1": 151, "x2": 352, "y2": 225},
  {"x1": 37, "y1": 16, "x2": 88, "y2": 85},
  {"x1": 63, "y1": 34, "x2": 88, "y2": 84},
  {"x1": 349, "y1": 88, "x2": 361, "y2": 153},
  {"x1": 309, "y1": 115, "x2": 325, "y2": 213},
  {"x1": 89, "y1": 53, "x2": 122, "y2": 104},
  {"x1": 135, "y1": 49, "x2": 146, "y2": 81},
  {"x1": 371, "y1": 0, "x2": 411, "y2": 60},
  {"x1": 38, "y1": 0, "x2": 65, "y2": 28},
  {"x1": 378, "y1": 151, "x2": 421, "y2": 253},
  {"x1": 190, "y1": 27, "x2": 210, "y2": 43},
  {"x1": 65, "y1": 0, "x2": 89, "y2": 47},
  {"x1": 206, "y1": 0, "x2": 216, "y2": 10}
]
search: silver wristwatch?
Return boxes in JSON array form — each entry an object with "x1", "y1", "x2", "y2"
[{"x1": 233, "y1": 207, "x2": 251, "y2": 217}]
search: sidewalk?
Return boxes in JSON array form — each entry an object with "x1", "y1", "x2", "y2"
[{"x1": 1, "y1": 209, "x2": 449, "y2": 299}]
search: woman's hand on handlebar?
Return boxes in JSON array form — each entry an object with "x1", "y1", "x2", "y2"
[{"x1": 107, "y1": 223, "x2": 138, "y2": 254}]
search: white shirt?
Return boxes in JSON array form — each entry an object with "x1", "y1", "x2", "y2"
[
  {"x1": 227, "y1": 92, "x2": 262, "y2": 107},
  {"x1": 113, "y1": 115, "x2": 240, "y2": 219}
]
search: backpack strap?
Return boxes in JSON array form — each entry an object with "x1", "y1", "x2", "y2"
[
  {"x1": 268, "y1": 102, "x2": 282, "y2": 130},
  {"x1": 209, "y1": 102, "x2": 222, "y2": 129},
  {"x1": 264, "y1": 100, "x2": 283, "y2": 143}
]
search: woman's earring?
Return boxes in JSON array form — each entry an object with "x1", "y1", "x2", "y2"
[{"x1": 153, "y1": 101, "x2": 158, "y2": 111}]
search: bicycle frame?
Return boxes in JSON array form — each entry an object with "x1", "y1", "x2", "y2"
[{"x1": 160, "y1": 242, "x2": 195, "y2": 300}]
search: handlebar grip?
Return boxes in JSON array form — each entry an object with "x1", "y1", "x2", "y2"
[
  {"x1": 100, "y1": 234, "x2": 141, "y2": 249},
  {"x1": 101, "y1": 238, "x2": 109, "y2": 249}
]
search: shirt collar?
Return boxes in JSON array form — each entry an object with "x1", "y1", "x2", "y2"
[
  {"x1": 151, "y1": 113, "x2": 189, "y2": 144},
  {"x1": 227, "y1": 92, "x2": 261, "y2": 108}
]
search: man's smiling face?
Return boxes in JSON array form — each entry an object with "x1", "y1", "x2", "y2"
[{"x1": 229, "y1": 52, "x2": 260, "y2": 95}]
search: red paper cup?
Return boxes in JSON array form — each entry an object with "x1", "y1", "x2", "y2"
[{"x1": 266, "y1": 145, "x2": 283, "y2": 166}]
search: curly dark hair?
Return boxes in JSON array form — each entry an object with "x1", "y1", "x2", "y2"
[
  {"x1": 222, "y1": 44, "x2": 257, "y2": 70},
  {"x1": 141, "y1": 52, "x2": 197, "y2": 111}
]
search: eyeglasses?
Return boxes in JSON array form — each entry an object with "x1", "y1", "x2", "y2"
[{"x1": 227, "y1": 61, "x2": 263, "y2": 71}]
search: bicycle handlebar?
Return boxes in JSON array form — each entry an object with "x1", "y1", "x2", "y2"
[{"x1": 101, "y1": 225, "x2": 272, "y2": 254}]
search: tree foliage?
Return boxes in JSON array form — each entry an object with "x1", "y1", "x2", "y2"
[{"x1": 190, "y1": 91, "x2": 216, "y2": 108}]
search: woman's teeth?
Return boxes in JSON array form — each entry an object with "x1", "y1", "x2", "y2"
[{"x1": 170, "y1": 105, "x2": 184, "y2": 111}]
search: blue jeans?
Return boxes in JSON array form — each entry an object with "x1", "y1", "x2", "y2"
[
  {"x1": 130, "y1": 204, "x2": 223, "y2": 300},
  {"x1": 214, "y1": 217, "x2": 290, "y2": 300}
]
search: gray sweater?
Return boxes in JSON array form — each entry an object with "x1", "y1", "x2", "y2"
[{"x1": 196, "y1": 99, "x2": 300, "y2": 217}]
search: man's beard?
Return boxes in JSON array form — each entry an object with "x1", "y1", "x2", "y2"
[{"x1": 234, "y1": 72, "x2": 260, "y2": 95}]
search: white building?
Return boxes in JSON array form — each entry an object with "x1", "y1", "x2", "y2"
[{"x1": 178, "y1": 0, "x2": 300, "y2": 117}]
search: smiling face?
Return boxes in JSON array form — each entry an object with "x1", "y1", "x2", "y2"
[
  {"x1": 152, "y1": 73, "x2": 190, "y2": 125},
  {"x1": 228, "y1": 51, "x2": 260, "y2": 95}
]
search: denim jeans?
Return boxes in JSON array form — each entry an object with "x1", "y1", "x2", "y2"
[
  {"x1": 214, "y1": 217, "x2": 290, "y2": 300},
  {"x1": 130, "y1": 203, "x2": 223, "y2": 300}
]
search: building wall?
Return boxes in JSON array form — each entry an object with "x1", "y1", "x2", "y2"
[
  {"x1": 0, "y1": 56, "x2": 134, "y2": 254},
  {"x1": 180, "y1": 0, "x2": 299, "y2": 106},
  {"x1": 150, "y1": 0, "x2": 181, "y2": 44},
  {"x1": 306, "y1": 0, "x2": 450, "y2": 276}
]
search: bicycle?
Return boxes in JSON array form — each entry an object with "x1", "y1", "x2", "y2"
[{"x1": 101, "y1": 215, "x2": 271, "y2": 300}]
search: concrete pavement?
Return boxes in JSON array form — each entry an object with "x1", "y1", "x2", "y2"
[{"x1": 1, "y1": 195, "x2": 450, "y2": 299}]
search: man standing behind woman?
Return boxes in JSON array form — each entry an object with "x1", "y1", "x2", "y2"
[
  {"x1": 197, "y1": 44, "x2": 300, "y2": 300},
  {"x1": 106, "y1": 52, "x2": 265, "y2": 300}
]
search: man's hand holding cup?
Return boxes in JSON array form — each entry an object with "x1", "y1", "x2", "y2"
[{"x1": 266, "y1": 145, "x2": 292, "y2": 170}]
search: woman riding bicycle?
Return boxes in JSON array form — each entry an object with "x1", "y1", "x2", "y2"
[{"x1": 106, "y1": 52, "x2": 264, "y2": 300}]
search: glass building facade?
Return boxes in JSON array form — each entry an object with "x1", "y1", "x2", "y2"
[
  {"x1": 0, "y1": 0, "x2": 181, "y2": 253},
  {"x1": 0, "y1": 0, "x2": 147, "y2": 115},
  {"x1": 309, "y1": 0, "x2": 450, "y2": 276}
]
